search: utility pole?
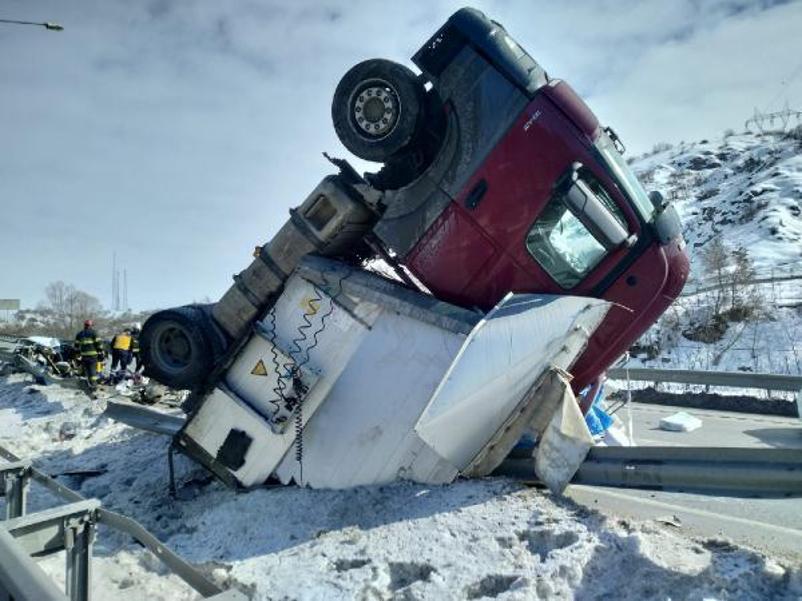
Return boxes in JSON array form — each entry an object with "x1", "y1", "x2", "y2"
[{"x1": 112, "y1": 252, "x2": 121, "y2": 312}]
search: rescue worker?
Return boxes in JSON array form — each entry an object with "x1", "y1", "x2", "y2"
[
  {"x1": 130, "y1": 325, "x2": 142, "y2": 373},
  {"x1": 110, "y1": 328, "x2": 133, "y2": 371},
  {"x1": 74, "y1": 319, "x2": 104, "y2": 391}
]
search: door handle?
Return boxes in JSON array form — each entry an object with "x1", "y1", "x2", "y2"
[{"x1": 465, "y1": 179, "x2": 488, "y2": 210}]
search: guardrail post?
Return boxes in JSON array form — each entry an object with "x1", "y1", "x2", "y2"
[
  {"x1": 168, "y1": 445, "x2": 177, "y2": 498},
  {"x1": 4, "y1": 500, "x2": 100, "y2": 601},
  {"x1": 1, "y1": 462, "x2": 30, "y2": 520},
  {"x1": 64, "y1": 515, "x2": 94, "y2": 601},
  {"x1": 5, "y1": 472, "x2": 28, "y2": 520}
]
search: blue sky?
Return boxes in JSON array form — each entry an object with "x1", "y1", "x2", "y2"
[{"x1": 1, "y1": 0, "x2": 801, "y2": 311}]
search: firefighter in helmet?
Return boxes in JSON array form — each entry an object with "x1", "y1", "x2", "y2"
[{"x1": 74, "y1": 319, "x2": 104, "y2": 391}]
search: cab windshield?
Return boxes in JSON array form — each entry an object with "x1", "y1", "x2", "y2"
[{"x1": 597, "y1": 133, "x2": 655, "y2": 223}]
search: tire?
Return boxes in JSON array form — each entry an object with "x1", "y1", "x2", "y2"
[
  {"x1": 140, "y1": 305, "x2": 221, "y2": 390},
  {"x1": 332, "y1": 59, "x2": 425, "y2": 163}
]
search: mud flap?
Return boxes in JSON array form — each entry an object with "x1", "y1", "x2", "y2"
[{"x1": 533, "y1": 372, "x2": 594, "y2": 494}]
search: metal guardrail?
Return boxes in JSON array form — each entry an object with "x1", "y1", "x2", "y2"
[
  {"x1": 497, "y1": 446, "x2": 802, "y2": 495},
  {"x1": 0, "y1": 444, "x2": 245, "y2": 601},
  {"x1": 607, "y1": 367, "x2": 802, "y2": 392},
  {"x1": 104, "y1": 401, "x2": 185, "y2": 436},
  {"x1": 681, "y1": 269, "x2": 802, "y2": 297}
]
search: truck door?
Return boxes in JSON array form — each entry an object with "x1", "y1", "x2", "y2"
[
  {"x1": 456, "y1": 86, "x2": 642, "y2": 296},
  {"x1": 457, "y1": 84, "x2": 674, "y2": 389}
]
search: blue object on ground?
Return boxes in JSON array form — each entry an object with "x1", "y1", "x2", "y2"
[
  {"x1": 511, "y1": 382, "x2": 613, "y2": 455},
  {"x1": 584, "y1": 384, "x2": 613, "y2": 436}
]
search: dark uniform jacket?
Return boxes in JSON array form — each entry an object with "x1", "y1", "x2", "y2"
[{"x1": 75, "y1": 328, "x2": 104, "y2": 359}]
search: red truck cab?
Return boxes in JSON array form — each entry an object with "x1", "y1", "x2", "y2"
[{"x1": 336, "y1": 8, "x2": 689, "y2": 393}]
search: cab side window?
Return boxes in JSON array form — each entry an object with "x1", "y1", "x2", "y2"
[{"x1": 525, "y1": 169, "x2": 625, "y2": 288}]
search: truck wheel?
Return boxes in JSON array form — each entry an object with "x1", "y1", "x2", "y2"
[
  {"x1": 140, "y1": 306, "x2": 217, "y2": 390},
  {"x1": 332, "y1": 59, "x2": 424, "y2": 163}
]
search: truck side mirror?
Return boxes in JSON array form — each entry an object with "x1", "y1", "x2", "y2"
[
  {"x1": 649, "y1": 190, "x2": 667, "y2": 211},
  {"x1": 562, "y1": 163, "x2": 632, "y2": 250}
]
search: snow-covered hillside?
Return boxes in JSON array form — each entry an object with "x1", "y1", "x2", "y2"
[
  {"x1": 635, "y1": 129, "x2": 802, "y2": 271},
  {"x1": 628, "y1": 129, "x2": 802, "y2": 376},
  {"x1": 1, "y1": 374, "x2": 799, "y2": 600}
]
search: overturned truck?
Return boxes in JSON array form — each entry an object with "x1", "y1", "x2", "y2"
[{"x1": 140, "y1": 8, "x2": 688, "y2": 490}]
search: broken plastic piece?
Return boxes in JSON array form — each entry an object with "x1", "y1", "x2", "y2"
[
  {"x1": 534, "y1": 372, "x2": 595, "y2": 494},
  {"x1": 659, "y1": 411, "x2": 702, "y2": 432}
]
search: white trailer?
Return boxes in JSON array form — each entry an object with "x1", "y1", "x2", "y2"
[{"x1": 175, "y1": 256, "x2": 610, "y2": 490}]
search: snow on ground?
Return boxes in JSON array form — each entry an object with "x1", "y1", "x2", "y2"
[{"x1": 1, "y1": 373, "x2": 800, "y2": 600}]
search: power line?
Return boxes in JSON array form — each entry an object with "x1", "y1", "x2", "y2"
[{"x1": 745, "y1": 103, "x2": 802, "y2": 133}]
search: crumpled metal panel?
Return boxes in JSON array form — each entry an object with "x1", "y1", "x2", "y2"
[
  {"x1": 179, "y1": 261, "x2": 470, "y2": 489},
  {"x1": 181, "y1": 273, "x2": 373, "y2": 488},
  {"x1": 414, "y1": 293, "x2": 610, "y2": 470},
  {"x1": 534, "y1": 372, "x2": 595, "y2": 493}
]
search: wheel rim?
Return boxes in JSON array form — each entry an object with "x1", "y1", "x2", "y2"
[
  {"x1": 350, "y1": 79, "x2": 400, "y2": 139},
  {"x1": 153, "y1": 323, "x2": 193, "y2": 374}
]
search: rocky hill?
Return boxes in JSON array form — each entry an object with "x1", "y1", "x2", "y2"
[
  {"x1": 628, "y1": 128, "x2": 802, "y2": 375},
  {"x1": 634, "y1": 128, "x2": 802, "y2": 272}
]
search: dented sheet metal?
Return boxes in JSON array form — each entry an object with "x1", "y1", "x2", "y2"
[
  {"x1": 534, "y1": 374, "x2": 595, "y2": 493},
  {"x1": 414, "y1": 294, "x2": 609, "y2": 471}
]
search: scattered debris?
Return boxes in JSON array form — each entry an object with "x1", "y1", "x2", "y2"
[
  {"x1": 58, "y1": 420, "x2": 77, "y2": 440},
  {"x1": 659, "y1": 411, "x2": 703, "y2": 432}
]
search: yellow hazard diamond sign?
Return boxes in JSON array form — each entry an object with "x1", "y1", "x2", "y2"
[
  {"x1": 299, "y1": 296, "x2": 320, "y2": 315},
  {"x1": 251, "y1": 359, "x2": 269, "y2": 377}
]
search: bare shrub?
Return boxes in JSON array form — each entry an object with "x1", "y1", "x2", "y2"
[
  {"x1": 681, "y1": 241, "x2": 762, "y2": 344},
  {"x1": 42, "y1": 281, "x2": 103, "y2": 337},
  {"x1": 785, "y1": 124, "x2": 802, "y2": 141}
]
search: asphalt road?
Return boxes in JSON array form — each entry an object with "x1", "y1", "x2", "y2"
[
  {"x1": 565, "y1": 403, "x2": 802, "y2": 561},
  {"x1": 628, "y1": 402, "x2": 802, "y2": 449}
]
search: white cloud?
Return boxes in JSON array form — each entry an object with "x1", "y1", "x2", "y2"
[
  {"x1": 585, "y1": 0, "x2": 802, "y2": 150},
  {"x1": 1, "y1": 0, "x2": 800, "y2": 310}
]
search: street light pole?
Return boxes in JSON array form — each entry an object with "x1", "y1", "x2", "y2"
[{"x1": 0, "y1": 19, "x2": 63, "y2": 31}]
